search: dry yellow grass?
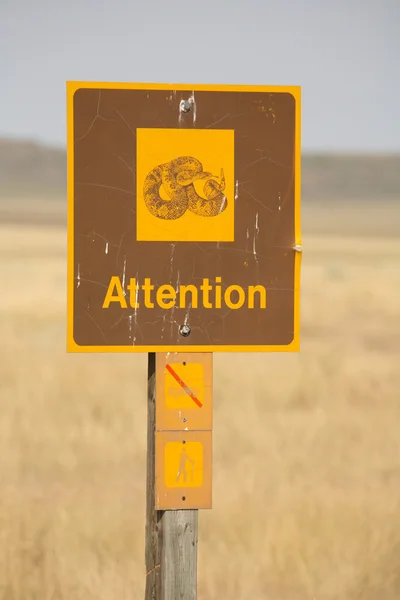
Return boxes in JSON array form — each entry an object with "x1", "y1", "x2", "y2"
[{"x1": 1, "y1": 204, "x2": 400, "y2": 599}]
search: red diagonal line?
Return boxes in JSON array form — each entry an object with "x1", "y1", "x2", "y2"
[{"x1": 165, "y1": 364, "x2": 203, "y2": 408}]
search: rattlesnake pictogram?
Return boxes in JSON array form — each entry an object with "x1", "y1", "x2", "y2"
[{"x1": 143, "y1": 156, "x2": 227, "y2": 220}]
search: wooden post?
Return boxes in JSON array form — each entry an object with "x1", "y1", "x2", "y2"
[
  {"x1": 145, "y1": 352, "x2": 162, "y2": 598},
  {"x1": 145, "y1": 352, "x2": 199, "y2": 600}
]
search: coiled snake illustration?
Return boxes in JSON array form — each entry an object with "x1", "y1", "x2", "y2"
[{"x1": 143, "y1": 156, "x2": 227, "y2": 220}]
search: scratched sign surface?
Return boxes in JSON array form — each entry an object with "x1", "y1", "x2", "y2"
[{"x1": 67, "y1": 82, "x2": 301, "y2": 352}]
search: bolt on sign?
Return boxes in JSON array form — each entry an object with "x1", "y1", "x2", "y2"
[{"x1": 66, "y1": 82, "x2": 301, "y2": 352}]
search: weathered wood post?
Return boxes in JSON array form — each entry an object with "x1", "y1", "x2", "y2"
[
  {"x1": 145, "y1": 352, "x2": 198, "y2": 600},
  {"x1": 145, "y1": 352, "x2": 162, "y2": 597}
]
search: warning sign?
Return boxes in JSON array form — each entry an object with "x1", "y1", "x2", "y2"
[
  {"x1": 156, "y1": 431, "x2": 212, "y2": 509},
  {"x1": 156, "y1": 352, "x2": 212, "y2": 431},
  {"x1": 67, "y1": 81, "x2": 301, "y2": 353}
]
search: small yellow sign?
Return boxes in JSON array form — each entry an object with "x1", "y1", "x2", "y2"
[
  {"x1": 165, "y1": 363, "x2": 204, "y2": 409},
  {"x1": 136, "y1": 128, "x2": 234, "y2": 242},
  {"x1": 164, "y1": 441, "x2": 203, "y2": 488},
  {"x1": 156, "y1": 353, "x2": 213, "y2": 431},
  {"x1": 156, "y1": 430, "x2": 212, "y2": 509}
]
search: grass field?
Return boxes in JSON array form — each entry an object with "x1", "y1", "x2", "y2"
[{"x1": 1, "y1": 200, "x2": 400, "y2": 599}]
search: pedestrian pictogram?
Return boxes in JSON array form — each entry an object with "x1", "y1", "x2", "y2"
[
  {"x1": 176, "y1": 445, "x2": 195, "y2": 483},
  {"x1": 165, "y1": 441, "x2": 203, "y2": 488},
  {"x1": 155, "y1": 431, "x2": 212, "y2": 509}
]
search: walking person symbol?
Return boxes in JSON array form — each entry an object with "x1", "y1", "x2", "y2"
[{"x1": 176, "y1": 444, "x2": 195, "y2": 483}]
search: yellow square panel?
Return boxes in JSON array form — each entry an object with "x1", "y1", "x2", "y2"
[
  {"x1": 136, "y1": 128, "x2": 234, "y2": 242},
  {"x1": 156, "y1": 430, "x2": 212, "y2": 510},
  {"x1": 156, "y1": 352, "x2": 213, "y2": 431}
]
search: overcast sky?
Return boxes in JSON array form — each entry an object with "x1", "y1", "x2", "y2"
[{"x1": 1, "y1": 0, "x2": 399, "y2": 151}]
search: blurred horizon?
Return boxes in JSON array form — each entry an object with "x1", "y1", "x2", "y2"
[
  {"x1": 1, "y1": 137, "x2": 399, "y2": 230},
  {"x1": 4, "y1": 133, "x2": 400, "y2": 156}
]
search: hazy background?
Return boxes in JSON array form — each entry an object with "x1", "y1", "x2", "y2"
[
  {"x1": 1, "y1": 0, "x2": 400, "y2": 151},
  {"x1": 1, "y1": 1, "x2": 400, "y2": 599}
]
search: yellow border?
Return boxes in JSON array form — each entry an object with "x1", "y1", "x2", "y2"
[{"x1": 66, "y1": 81, "x2": 301, "y2": 353}]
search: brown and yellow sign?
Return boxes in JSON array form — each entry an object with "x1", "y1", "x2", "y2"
[{"x1": 67, "y1": 82, "x2": 301, "y2": 352}]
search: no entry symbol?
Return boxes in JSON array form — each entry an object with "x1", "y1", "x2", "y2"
[{"x1": 165, "y1": 364, "x2": 203, "y2": 408}]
